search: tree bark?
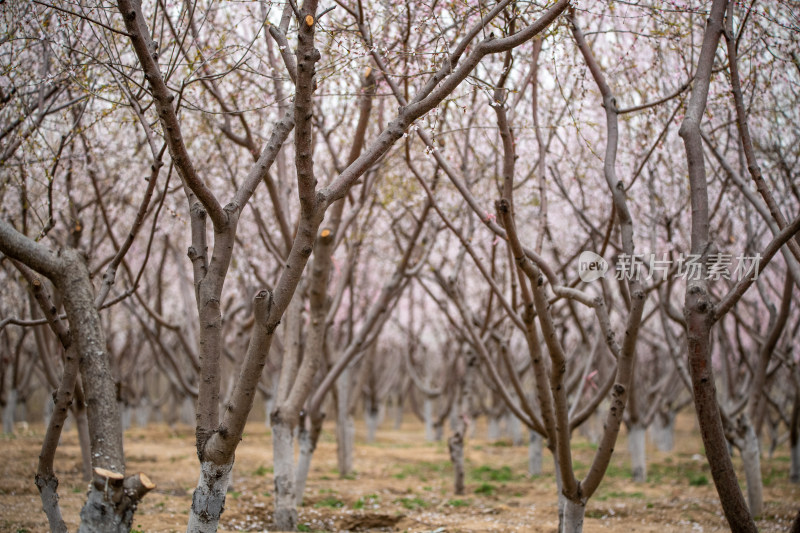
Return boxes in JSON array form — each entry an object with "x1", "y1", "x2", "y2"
[
  {"x1": 272, "y1": 414, "x2": 298, "y2": 531},
  {"x1": 529, "y1": 431, "x2": 543, "y2": 476},
  {"x1": 186, "y1": 462, "x2": 232, "y2": 533},
  {"x1": 3, "y1": 388, "x2": 16, "y2": 434},
  {"x1": 739, "y1": 420, "x2": 763, "y2": 517},
  {"x1": 447, "y1": 432, "x2": 465, "y2": 495},
  {"x1": 563, "y1": 498, "x2": 586, "y2": 533},
  {"x1": 628, "y1": 424, "x2": 647, "y2": 483},
  {"x1": 677, "y1": 0, "x2": 757, "y2": 530},
  {"x1": 651, "y1": 410, "x2": 675, "y2": 452},
  {"x1": 791, "y1": 392, "x2": 799, "y2": 483},
  {"x1": 335, "y1": 370, "x2": 354, "y2": 478}
]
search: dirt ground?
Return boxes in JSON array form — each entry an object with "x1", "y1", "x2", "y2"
[{"x1": 1, "y1": 414, "x2": 798, "y2": 532}]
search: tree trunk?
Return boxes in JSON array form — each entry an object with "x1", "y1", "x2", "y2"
[
  {"x1": 135, "y1": 400, "x2": 150, "y2": 428},
  {"x1": 424, "y1": 397, "x2": 436, "y2": 441},
  {"x1": 628, "y1": 424, "x2": 647, "y2": 483},
  {"x1": 3, "y1": 388, "x2": 16, "y2": 434},
  {"x1": 36, "y1": 474, "x2": 67, "y2": 533},
  {"x1": 447, "y1": 432, "x2": 465, "y2": 495},
  {"x1": 651, "y1": 411, "x2": 675, "y2": 452},
  {"x1": 529, "y1": 431, "x2": 543, "y2": 476},
  {"x1": 75, "y1": 406, "x2": 93, "y2": 481},
  {"x1": 365, "y1": 403, "x2": 380, "y2": 443},
  {"x1": 487, "y1": 414, "x2": 501, "y2": 441},
  {"x1": 272, "y1": 419, "x2": 298, "y2": 531},
  {"x1": 563, "y1": 498, "x2": 586, "y2": 533},
  {"x1": 740, "y1": 422, "x2": 763, "y2": 517},
  {"x1": 790, "y1": 393, "x2": 799, "y2": 484},
  {"x1": 79, "y1": 470, "x2": 154, "y2": 533},
  {"x1": 508, "y1": 413, "x2": 524, "y2": 446},
  {"x1": 555, "y1": 456, "x2": 565, "y2": 533},
  {"x1": 335, "y1": 372, "x2": 354, "y2": 478},
  {"x1": 392, "y1": 391, "x2": 403, "y2": 429},
  {"x1": 185, "y1": 461, "x2": 232, "y2": 533},
  {"x1": 295, "y1": 414, "x2": 323, "y2": 506}
]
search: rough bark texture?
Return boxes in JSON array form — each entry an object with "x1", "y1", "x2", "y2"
[
  {"x1": 36, "y1": 473, "x2": 67, "y2": 533},
  {"x1": 186, "y1": 462, "x2": 232, "y2": 533},
  {"x1": 79, "y1": 469, "x2": 155, "y2": 533},
  {"x1": 447, "y1": 432, "x2": 465, "y2": 495},
  {"x1": 628, "y1": 424, "x2": 647, "y2": 483}
]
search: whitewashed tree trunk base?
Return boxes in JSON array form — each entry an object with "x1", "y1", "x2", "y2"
[
  {"x1": 628, "y1": 425, "x2": 647, "y2": 482},
  {"x1": 741, "y1": 424, "x2": 763, "y2": 517},
  {"x1": 35, "y1": 474, "x2": 67, "y2": 533},
  {"x1": 563, "y1": 499, "x2": 586, "y2": 533},
  {"x1": 447, "y1": 432, "x2": 465, "y2": 495},
  {"x1": 272, "y1": 421, "x2": 298, "y2": 531},
  {"x1": 186, "y1": 461, "x2": 232, "y2": 533},
  {"x1": 3, "y1": 388, "x2": 17, "y2": 434},
  {"x1": 424, "y1": 398, "x2": 435, "y2": 441},
  {"x1": 528, "y1": 431, "x2": 543, "y2": 476}
]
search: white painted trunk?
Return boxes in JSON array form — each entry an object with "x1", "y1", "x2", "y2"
[
  {"x1": 555, "y1": 458, "x2": 565, "y2": 533},
  {"x1": 120, "y1": 402, "x2": 132, "y2": 430},
  {"x1": 487, "y1": 415, "x2": 501, "y2": 441},
  {"x1": 790, "y1": 437, "x2": 799, "y2": 483},
  {"x1": 628, "y1": 425, "x2": 647, "y2": 482},
  {"x1": 35, "y1": 474, "x2": 67, "y2": 533},
  {"x1": 528, "y1": 431, "x2": 543, "y2": 476},
  {"x1": 424, "y1": 398, "x2": 435, "y2": 441},
  {"x1": 651, "y1": 413, "x2": 675, "y2": 452},
  {"x1": 272, "y1": 422, "x2": 298, "y2": 531},
  {"x1": 185, "y1": 461, "x2": 233, "y2": 533},
  {"x1": 563, "y1": 499, "x2": 586, "y2": 533},
  {"x1": 3, "y1": 388, "x2": 16, "y2": 434},
  {"x1": 365, "y1": 409, "x2": 379, "y2": 443},
  {"x1": 181, "y1": 396, "x2": 195, "y2": 426},
  {"x1": 508, "y1": 414, "x2": 524, "y2": 446},
  {"x1": 79, "y1": 484, "x2": 130, "y2": 533},
  {"x1": 741, "y1": 424, "x2": 763, "y2": 517},
  {"x1": 295, "y1": 427, "x2": 313, "y2": 506},
  {"x1": 134, "y1": 402, "x2": 150, "y2": 428},
  {"x1": 393, "y1": 394, "x2": 403, "y2": 429},
  {"x1": 447, "y1": 432, "x2": 465, "y2": 495}
]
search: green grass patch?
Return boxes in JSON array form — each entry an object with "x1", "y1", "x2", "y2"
[
  {"x1": 597, "y1": 490, "x2": 644, "y2": 501},
  {"x1": 394, "y1": 496, "x2": 428, "y2": 510},
  {"x1": 393, "y1": 460, "x2": 451, "y2": 481},
  {"x1": 447, "y1": 498, "x2": 471, "y2": 507},
  {"x1": 688, "y1": 473, "x2": 708, "y2": 486},
  {"x1": 314, "y1": 496, "x2": 345, "y2": 509},
  {"x1": 253, "y1": 465, "x2": 272, "y2": 476},
  {"x1": 471, "y1": 465, "x2": 514, "y2": 482},
  {"x1": 353, "y1": 494, "x2": 380, "y2": 509},
  {"x1": 474, "y1": 482, "x2": 496, "y2": 496}
]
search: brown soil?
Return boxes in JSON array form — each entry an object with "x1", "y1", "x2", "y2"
[{"x1": 1, "y1": 415, "x2": 798, "y2": 532}]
